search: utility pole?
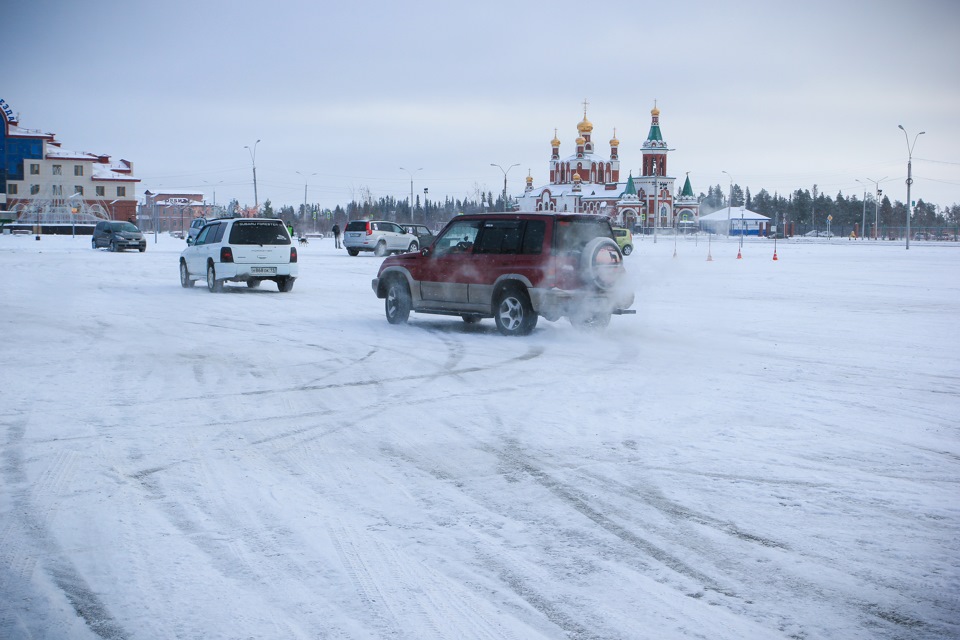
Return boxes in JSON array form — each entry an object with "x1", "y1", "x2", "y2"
[
  {"x1": 812, "y1": 184, "x2": 818, "y2": 234},
  {"x1": 898, "y1": 125, "x2": 925, "y2": 250},
  {"x1": 245, "y1": 139, "x2": 260, "y2": 211}
]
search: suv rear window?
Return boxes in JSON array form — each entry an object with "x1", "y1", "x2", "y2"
[
  {"x1": 346, "y1": 221, "x2": 368, "y2": 232},
  {"x1": 555, "y1": 218, "x2": 613, "y2": 252},
  {"x1": 228, "y1": 221, "x2": 290, "y2": 245}
]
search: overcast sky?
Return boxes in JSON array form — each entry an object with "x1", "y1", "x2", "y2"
[{"x1": 7, "y1": 0, "x2": 959, "y2": 211}]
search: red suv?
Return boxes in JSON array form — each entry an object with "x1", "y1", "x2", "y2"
[{"x1": 371, "y1": 213, "x2": 634, "y2": 335}]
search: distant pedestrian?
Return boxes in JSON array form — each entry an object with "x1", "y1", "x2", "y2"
[
  {"x1": 286, "y1": 223, "x2": 294, "y2": 239},
  {"x1": 332, "y1": 224, "x2": 342, "y2": 249}
]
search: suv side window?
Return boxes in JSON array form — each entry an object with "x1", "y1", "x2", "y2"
[
  {"x1": 434, "y1": 219, "x2": 482, "y2": 255},
  {"x1": 195, "y1": 225, "x2": 213, "y2": 245},
  {"x1": 386, "y1": 223, "x2": 404, "y2": 234},
  {"x1": 210, "y1": 222, "x2": 226, "y2": 243},
  {"x1": 476, "y1": 220, "x2": 523, "y2": 254},
  {"x1": 521, "y1": 220, "x2": 546, "y2": 254}
]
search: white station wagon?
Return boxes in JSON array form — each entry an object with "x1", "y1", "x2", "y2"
[{"x1": 179, "y1": 217, "x2": 298, "y2": 292}]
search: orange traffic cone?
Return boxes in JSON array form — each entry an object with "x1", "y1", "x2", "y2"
[
  {"x1": 736, "y1": 248, "x2": 742, "y2": 259},
  {"x1": 773, "y1": 249, "x2": 778, "y2": 261}
]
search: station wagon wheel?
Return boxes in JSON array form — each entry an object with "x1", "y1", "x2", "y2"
[
  {"x1": 179, "y1": 260, "x2": 195, "y2": 288},
  {"x1": 277, "y1": 277, "x2": 295, "y2": 292},
  {"x1": 494, "y1": 287, "x2": 537, "y2": 336},
  {"x1": 206, "y1": 263, "x2": 223, "y2": 292},
  {"x1": 374, "y1": 241, "x2": 388, "y2": 257},
  {"x1": 408, "y1": 241, "x2": 418, "y2": 253},
  {"x1": 247, "y1": 278, "x2": 261, "y2": 289},
  {"x1": 385, "y1": 279, "x2": 411, "y2": 324}
]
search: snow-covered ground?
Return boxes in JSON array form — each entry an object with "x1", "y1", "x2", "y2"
[{"x1": 1, "y1": 230, "x2": 958, "y2": 640}]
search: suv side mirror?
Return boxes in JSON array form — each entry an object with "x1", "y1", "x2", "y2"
[{"x1": 421, "y1": 247, "x2": 431, "y2": 257}]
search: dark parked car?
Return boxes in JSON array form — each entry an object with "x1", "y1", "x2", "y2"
[
  {"x1": 401, "y1": 224, "x2": 436, "y2": 248},
  {"x1": 91, "y1": 220, "x2": 146, "y2": 252}
]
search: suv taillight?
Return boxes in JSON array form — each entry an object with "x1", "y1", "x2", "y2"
[
  {"x1": 365, "y1": 222, "x2": 372, "y2": 236},
  {"x1": 220, "y1": 247, "x2": 234, "y2": 263},
  {"x1": 290, "y1": 247, "x2": 298, "y2": 263}
]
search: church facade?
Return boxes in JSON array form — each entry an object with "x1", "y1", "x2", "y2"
[{"x1": 516, "y1": 104, "x2": 699, "y2": 231}]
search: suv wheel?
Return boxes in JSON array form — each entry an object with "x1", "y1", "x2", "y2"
[
  {"x1": 277, "y1": 277, "x2": 295, "y2": 292},
  {"x1": 494, "y1": 287, "x2": 537, "y2": 336},
  {"x1": 247, "y1": 278, "x2": 261, "y2": 289},
  {"x1": 385, "y1": 278, "x2": 411, "y2": 324},
  {"x1": 407, "y1": 241, "x2": 419, "y2": 253},
  {"x1": 179, "y1": 260, "x2": 195, "y2": 288},
  {"x1": 91, "y1": 238, "x2": 97, "y2": 249},
  {"x1": 374, "y1": 241, "x2": 388, "y2": 257},
  {"x1": 580, "y1": 237, "x2": 623, "y2": 290},
  {"x1": 347, "y1": 248, "x2": 359, "y2": 256},
  {"x1": 206, "y1": 263, "x2": 223, "y2": 292}
]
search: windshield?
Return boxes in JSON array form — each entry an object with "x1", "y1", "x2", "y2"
[
  {"x1": 228, "y1": 221, "x2": 290, "y2": 245},
  {"x1": 109, "y1": 222, "x2": 140, "y2": 233}
]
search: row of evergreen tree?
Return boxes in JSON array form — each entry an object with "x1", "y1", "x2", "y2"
[{"x1": 226, "y1": 185, "x2": 959, "y2": 236}]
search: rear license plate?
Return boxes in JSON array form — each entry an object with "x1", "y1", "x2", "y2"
[{"x1": 251, "y1": 267, "x2": 277, "y2": 274}]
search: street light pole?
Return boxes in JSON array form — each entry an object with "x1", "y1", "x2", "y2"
[
  {"x1": 244, "y1": 139, "x2": 261, "y2": 211},
  {"x1": 865, "y1": 176, "x2": 887, "y2": 240},
  {"x1": 856, "y1": 179, "x2": 868, "y2": 240},
  {"x1": 722, "y1": 170, "x2": 733, "y2": 238},
  {"x1": 400, "y1": 167, "x2": 422, "y2": 223},
  {"x1": 296, "y1": 171, "x2": 317, "y2": 231},
  {"x1": 898, "y1": 125, "x2": 925, "y2": 250},
  {"x1": 490, "y1": 163, "x2": 519, "y2": 212}
]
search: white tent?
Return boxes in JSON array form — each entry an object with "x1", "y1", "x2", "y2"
[{"x1": 699, "y1": 207, "x2": 770, "y2": 235}]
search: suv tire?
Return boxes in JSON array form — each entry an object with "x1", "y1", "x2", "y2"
[
  {"x1": 374, "y1": 241, "x2": 388, "y2": 257},
  {"x1": 180, "y1": 260, "x2": 194, "y2": 288},
  {"x1": 278, "y1": 277, "x2": 295, "y2": 292},
  {"x1": 385, "y1": 278, "x2": 411, "y2": 324},
  {"x1": 347, "y1": 248, "x2": 359, "y2": 256},
  {"x1": 206, "y1": 263, "x2": 223, "y2": 292},
  {"x1": 580, "y1": 237, "x2": 623, "y2": 290},
  {"x1": 494, "y1": 286, "x2": 537, "y2": 336},
  {"x1": 91, "y1": 238, "x2": 97, "y2": 249},
  {"x1": 408, "y1": 241, "x2": 418, "y2": 253}
]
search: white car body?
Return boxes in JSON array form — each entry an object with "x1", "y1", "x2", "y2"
[
  {"x1": 179, "y1": 218, "x2": 298, "y2": 292},
  {"x1": 343, "y1": 220, "x2": 418, "y2": 256}
]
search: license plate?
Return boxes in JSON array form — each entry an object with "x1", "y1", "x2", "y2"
[{"x1": 251, "y1": 267, "x2": 276, "y2": 274}]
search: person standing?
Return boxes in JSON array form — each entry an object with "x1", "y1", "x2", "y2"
[{"x1": 332, "y1": 223, "x2": 341, "y2": 249}]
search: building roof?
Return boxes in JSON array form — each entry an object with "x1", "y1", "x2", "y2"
[
  {"x1": 699, "y1": 207, "x2": 770, "y2": 222},
  {"x1": 680, "y1": 174, "x2": 694, "y2": 197}
]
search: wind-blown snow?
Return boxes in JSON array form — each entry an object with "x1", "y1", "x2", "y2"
[{"x1": 1, "y1": 232, "x2": 958, "y2": 639}]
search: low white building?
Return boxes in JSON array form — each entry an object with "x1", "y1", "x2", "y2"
[{"x1": 699, "y1": 207, "x2": 771, "y2": 236}]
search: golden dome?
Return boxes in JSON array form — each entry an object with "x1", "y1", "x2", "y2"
[
  {"x1": 550, "y1": 128, "x2": 560, "y2": 147},
  {"x1": 526, "y1": 174, "x2": 533, "y2": 184},
  {"x1": 610, "y1": 128, "x2": 619, "y2": 147},
  {"x1": 576, "y1": 136, "x2": 586, "y2": 146},
  {"x1": 573, "y1": 172, "x2": 582, "y2": 182},
  {"x1": 651, "y1": 102, "x2": 660, "y2": 117},
  {"x1": 577, "y1": 116, "x2": 593, "y2": 134}
]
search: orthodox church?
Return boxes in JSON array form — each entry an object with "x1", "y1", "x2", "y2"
[{"x1": 516, "y1": 103, "x2": 699, "y2": 230}]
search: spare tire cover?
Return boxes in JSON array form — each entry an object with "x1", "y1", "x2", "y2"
[{"x1": 580, "y1": 237, "x2": 624, "y2": 290}]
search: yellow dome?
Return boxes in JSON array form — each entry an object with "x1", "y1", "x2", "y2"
[
  {"x1": 577, "y1": 116, "x2": 593, "y2": 134},
  {"x1": 573, "y1": 172, "x2": 582, "y2": 182},
  {"x1": 576, "y1": 136, "x2": 586, "y2": 146},
  {"x1": 651, "y1": 105, "x2": 660, "y2": 117},
  {"x1": 610, "y1": 128, "x2": 619, "y2": 147},
  {"x1": 526, "y1": 174, "x2": 533, "y2": 183},
  {"x1": 551, "y1": 128, "x2": 560, "y2": 147}
]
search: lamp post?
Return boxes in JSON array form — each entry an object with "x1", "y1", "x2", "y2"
[
  {"x1": 296, "y1": 171, "x2": 316, "y2": 231},
  {"x1": 202, "y1": 180, "x2": 223, "y2": 216},
  {"x1": 722, "y1": 170, "x2": 733, "y2": 238},
  {"x1": 490, "y1": 163, "x2": 519, "y2": 212},
  {"x1": 855, "y1": 179, "x2": 868, "y2": 240},
  {"x1": 898, "y1": 125, "x2": 924, "y2": 250},
  {"x1": 423, "y1": 187, "x2": 429, "y2": 224},
  {"x1": 400, "y1": 167, "x2": 422, "y2": 223},
  {"x1": 865, "y1": 176, "x2": 887, "y2": 240},
  {"x1": 244, "y1": 139, "x2": 261, "y2": 211}
]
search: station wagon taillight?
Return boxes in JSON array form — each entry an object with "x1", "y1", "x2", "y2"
[
  {"x1": 290, "y1": 247, "x2": 298, "y2": 263},
  {"x1": 220, "y1": 247, "x2": 234, "y2": 263}
]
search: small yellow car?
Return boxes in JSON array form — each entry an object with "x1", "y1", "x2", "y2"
[{"x1": 612, "y1": 227, "x2": 634, "y2": 255}]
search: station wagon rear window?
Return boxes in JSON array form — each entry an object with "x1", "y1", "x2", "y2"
[{"x1": 228, "y1": 221, "x2": 290, "y2": 245}]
